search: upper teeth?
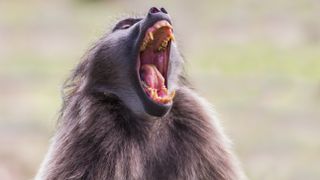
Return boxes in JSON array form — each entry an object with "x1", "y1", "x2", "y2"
[
  {"x1": 140, "y1": 20, "x2": 175, "y2": 52},
  {"x1": 148, "y1": 32, "x2": 154, "y2": 40},
  {"x1": 158, "y1": 36, "x2": 172, "y2": 51}
]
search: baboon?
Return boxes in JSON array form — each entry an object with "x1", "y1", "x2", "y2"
[{"x1": 36, "y1": 7, "x2": 245, "y2": 180}]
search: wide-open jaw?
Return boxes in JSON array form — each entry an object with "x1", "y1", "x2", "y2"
[
  {"x1": 137, "y1": 20, "x2": 176, "y2": 105},
  {"x1": 87, "y1": 7, "x2": 180, "y2": 117}
]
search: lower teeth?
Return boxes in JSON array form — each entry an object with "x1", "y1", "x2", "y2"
[{"x1": 141, "y1": 81, "x2": 175, "y2": 103}]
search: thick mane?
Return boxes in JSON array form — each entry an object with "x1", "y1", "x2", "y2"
[
  {"x1": 62, "y1": 43, "x2": 100, "y2": 99},
  {"x1": 58, "y1": 41, "x2": 104, "y2": 124}
]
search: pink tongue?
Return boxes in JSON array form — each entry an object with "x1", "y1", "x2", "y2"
[{"x1": 140, "y1": 64, "x2": 165, "y2": 90}]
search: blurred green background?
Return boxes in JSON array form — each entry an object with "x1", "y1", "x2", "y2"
[{"x1": 1, "y1": 0, "x2": 320, "y2": 179}]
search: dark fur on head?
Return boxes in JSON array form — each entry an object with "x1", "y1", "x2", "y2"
[{"x1": 36, "y1": 7, "x2": 244, "y2": 180}]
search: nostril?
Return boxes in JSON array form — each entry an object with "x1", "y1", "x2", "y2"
[
  {"x1": 149, "y1": 7, "x2": 160, "y2": 14},
  {"x1": 160, "y1": 7, "x2": 167, "y2": 14}
]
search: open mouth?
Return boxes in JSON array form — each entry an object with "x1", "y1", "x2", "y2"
[{"x1": 138, "y1": 20, "x2": 176, "y2": 104}]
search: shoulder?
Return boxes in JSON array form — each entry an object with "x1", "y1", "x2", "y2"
[
  {"x1": 169, "y1": 86, "x2": 232, "y2": 146},
  {"x1": 171, "y1": 86, "x2": 218, "y2": 123}
]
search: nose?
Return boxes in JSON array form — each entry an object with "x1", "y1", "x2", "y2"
[
  {"x1": 160, "y1": 7, "x2": 168, "y2": 14},
  {"x1": 148, "y1": 7, "x2": 168, "y2": 15},
  {"x1": 149, "y1": 7, "x2": 160, "y2": 14}
]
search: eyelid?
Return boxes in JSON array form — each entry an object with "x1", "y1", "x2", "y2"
[
  {"x1": 113, "y1": 18, "x2": 142, "y2": 31},
  {"x1": 121, "y1": 24, "x2": 132, "y2": 29}
]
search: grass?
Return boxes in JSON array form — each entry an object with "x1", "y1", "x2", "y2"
[{"x1": 190, "y1": 43, "x2": 320, "y2": 81}]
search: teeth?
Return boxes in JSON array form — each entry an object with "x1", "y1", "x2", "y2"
[
  {"x1": 161, "y1": 86, "x2": 168, "y2": 94},
  {"x1": 161, "y1": 40, "x2": 168, "y2": 47},
  {"x1": 140, "y1": 32, "x2": 153, "y2": 51},
  {"x1": 155, "y1": 90, "x2": 175, "y2": 104},
  {"x1": 140, "y1": 40, "x2": 147, "y2": 51},
  {"x1": 158, "y1": 38, "x2": 171, "y2": 51},
  {"x1": 140, "y1": 20, "x2": 175, "y2": 52},
  {"x1": 169, "y1": 33, "x2": 175, "y2": 42},
  {"x1": 141, "y1": 81, "x2": 175, "y2": 104},
  {"x1": 148, "y1": 31, "x2": 154, "y2": 40}
]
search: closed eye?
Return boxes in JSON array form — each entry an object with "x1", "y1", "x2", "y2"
[
  {"x1": 112, "y1": 18, "x2": 142, "y2": 32},
  {"x1": 121, "y1": 24, "x2": 131, "y2": 29}
]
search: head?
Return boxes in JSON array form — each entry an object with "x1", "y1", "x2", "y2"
[{"x1": 70, "y1": 7, "x2": 184, "y2": 118}]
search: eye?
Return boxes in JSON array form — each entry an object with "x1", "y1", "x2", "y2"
[
  {"x1": 120, "y1": 24, "x2": 132, "y2": 30},
  {"x1": 113, "y1": 18, "x2": 142, "y2": 32}
]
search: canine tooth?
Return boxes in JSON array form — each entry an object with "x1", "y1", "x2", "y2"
[
  {"x1": 170, "y1": 34, "x2": 175, "y2": 42},
  {"x1": 148, "y1": 32, "x2": 154, "y2": 40}
]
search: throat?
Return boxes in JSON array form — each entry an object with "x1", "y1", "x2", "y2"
[{"x1": 139, "y1": 42, "x2": 169, "y2": 77}]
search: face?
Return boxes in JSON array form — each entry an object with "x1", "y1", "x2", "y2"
[{"x1": 88, "y1": 7, "x2": 183, "y2": 117}]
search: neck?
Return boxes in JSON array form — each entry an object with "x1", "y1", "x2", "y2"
[{"x1": 60, "y1": 93, "x2": 167, "y2": 140}]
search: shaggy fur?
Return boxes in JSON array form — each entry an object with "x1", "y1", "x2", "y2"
[{"x1": 36, "y1": 8, "x2": 244, "y2": 180}]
